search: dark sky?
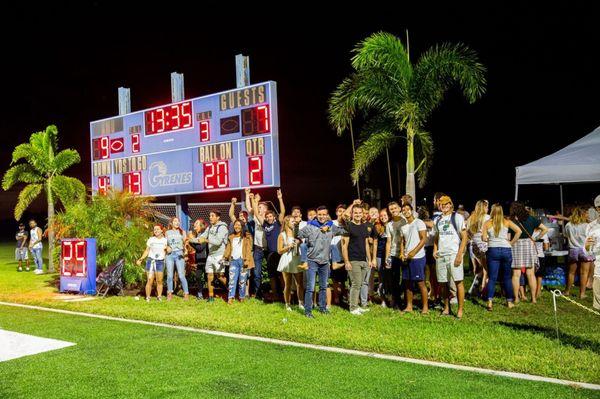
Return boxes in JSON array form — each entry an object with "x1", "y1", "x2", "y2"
[{"x1": 1, "y1": 2, "x2": 599, "y2": 227}]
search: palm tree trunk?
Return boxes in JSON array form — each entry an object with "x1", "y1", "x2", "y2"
[
  {"x1": 46, "y1": 179, "x2": 55, "y2": 273},
  {"x1": 405, "y1": 125, "x2": 416, "y2": 205}
]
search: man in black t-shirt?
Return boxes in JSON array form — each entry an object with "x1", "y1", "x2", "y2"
[
  {"x1": 342, "y1": 204, "x2": 376, "y2": 315},
  {"x1": 15, "y1": 223, "x2": 29, "y2": 272}
]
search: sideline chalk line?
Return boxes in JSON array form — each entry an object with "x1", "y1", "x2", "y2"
[{"x1": 0, "y1": 301, "x2": 598, "y2": 391}]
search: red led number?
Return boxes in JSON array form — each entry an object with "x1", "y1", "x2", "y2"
[
  {"x1": 93, "y1": 136, "x2": 110, "y2": 160},
  {"x1": 98, "y1": 176, "x2": 110, "y2": 195},
  {"x1": 123, "y1": 172, "x2": 142, "y2": 195},
  {"x1": 203, "y1": 161, "x2": 229, "y2": 189},
  {"x1": 248, "y1": 156, "x2": 263, "y2": 185},
  {"x1": 145, "y1": 101, "x2": 192, "y2": 135},
  {"x1": 61, "y1": 240, "x2": 87, "y2": 277},
  {"x1": 131, "y1": 134, "x2": 140, "y2": 153},
  {"x1": 199, "y1": 120, "x2": 210, "y2": 142},
  {"x1": 256, "y1": 105, "x2": 270, "y2": 133},
  {"x1": 241, "y1": 105, "x2": 270, "y2": 135}
]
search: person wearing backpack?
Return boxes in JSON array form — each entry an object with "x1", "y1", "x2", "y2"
[
  {"x1": 199, "y1": 210, "x2": 230, "y2": 302},
  {"x1": 433, "y1": 196, "x2": 468, "y2": 319}
]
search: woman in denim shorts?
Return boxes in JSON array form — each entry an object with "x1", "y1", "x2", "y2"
[{"x1": 564, "y1": 207, "x2": 595, "y2": 298}]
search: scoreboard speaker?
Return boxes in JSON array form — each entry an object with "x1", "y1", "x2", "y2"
[{"x1": 59, "y1": 238, "x2": 97, "y2": 295}]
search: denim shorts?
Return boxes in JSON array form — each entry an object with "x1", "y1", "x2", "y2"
[
  {"x1": 568, "y1": 247, "x2": 595, "y2": 263},
  {"x1": 330, "y1": 244, "x2": 343, "y2": 263},
  {"x1": 145, "y1": 258, "x2": 165, "y2": 273}
]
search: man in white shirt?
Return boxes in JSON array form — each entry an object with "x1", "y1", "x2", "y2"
[
  {"x1": 433, "y1": 196, "x2": 468, "y2": 319},
  {"x1": 400, "y1": 204, "x2": 428, "y2": 314}
]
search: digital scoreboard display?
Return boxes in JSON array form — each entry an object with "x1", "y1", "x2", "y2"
[{"x1": 90, "y1": 81, "x2": 280, "y2": 196}]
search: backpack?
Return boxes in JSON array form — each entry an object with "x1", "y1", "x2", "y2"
[{"x1": 435, "y1": 212, "x2": 463, "y2": 244}]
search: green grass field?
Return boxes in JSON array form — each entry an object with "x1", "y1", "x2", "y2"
[
  {"x1": 1, "y1": 306, "x2": 599, "y2": 399},
  {"x1": 1, "y1": 242, "x2": 599, "y2": 393}
]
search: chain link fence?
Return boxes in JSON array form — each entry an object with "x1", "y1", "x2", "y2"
[{"x1": 146, "y1": 202, "x2": 242, "y2": 228}]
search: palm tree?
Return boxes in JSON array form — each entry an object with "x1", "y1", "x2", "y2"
[
  {"x1": 2, "y1": 125, "x2": 85, "y2": 272},
  {"x1": 329, "y1": 32, "x2": 486, "y2": 203}
]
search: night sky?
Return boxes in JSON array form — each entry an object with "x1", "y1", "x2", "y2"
[{"x1": 1, "y1": 2, "x2": 599, "y2": 230}]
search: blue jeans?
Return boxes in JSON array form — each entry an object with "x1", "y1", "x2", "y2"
[
  {"x1": 486, "y1": 247, "x2": 514, "y2": 301},
  {"x1": 300, "y1": 243, "x2": 308, "y2": 263},
  {"x1": 304, "y1": 261, "x2": 329, "y2": 314},
  {"x1": 252, "y1": 246, "x2": 267, "y2": 296},
  {"x1": 31, "y1": 247, "x2": 43, "y2": 270},
  {"x1": 166, "y1": 251, "x2": 189, "y2": 294},
  {"x1": 228, "y1": 258, "x2": 248, "y2": 299}
]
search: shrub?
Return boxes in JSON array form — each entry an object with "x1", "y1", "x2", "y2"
[{"x1": 53, "y1": 190, "x2": 156, "y2": 286}]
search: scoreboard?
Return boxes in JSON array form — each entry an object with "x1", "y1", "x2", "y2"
[{"x1": 90, "y1": 81, "x2": 280, "y2": 196}]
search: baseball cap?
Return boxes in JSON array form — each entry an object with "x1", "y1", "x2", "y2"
[
  {"x1": 439, "y1": 195, "x2": 453, "y2": 205},
  {"x1": 594, "y1": 195, "x2": 600, "y2": 207}
]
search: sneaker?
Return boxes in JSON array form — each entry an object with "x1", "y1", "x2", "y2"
[
  {"x1": 350, "y1": 309, "x2": 363, "y2": 316},
  {"x1": 17, "y1": 267, "x2": 22, "y2": 272},
  {"x1": 319, "y1": 309, "x2": 330, "y2": 315},
  {"x1": 145, "y1": 297, "x2": 151, "y2": 303},
  {"x1": 298, "y1": 303, "x2": 305, "y2": 311},
  {"x1": 305, "y1": 312, "x2": 315, "y2": 319},
  {"x1": 228, "y1": 298, "x2": 234, "y2": 305},
  {"x1": 157, "y1": 296, "x2": 162, "y2": 302},
  {"x1": 33, "y1": 269, "x2": 43, "y2": 275},
  {"x1": 358, "y1": 307, "x2": 370, "y2": 313},
  {"x1": 208, "y1": 297, "x2": 215, "y2": 303},
  {"x1": 450, "y1": 296, "x2": 458, "y2": 305},
  {"x1": 196, "y1": 294, "x2": 203, "y2": 300},
  {"x1": 25, "y1": 267, "x2": 30, "y2": 272},
  {"x1": 286, "y1": 305, "x2": 293, "y2": 312},
  {"x1": 381, "y1": 302, "x2": 387, "y2": 308}
]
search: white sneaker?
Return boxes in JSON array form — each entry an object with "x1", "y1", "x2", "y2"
[
  {"x1": 33, "y1": 269, "x2": 43, "y2": 275},
  {"x1": 286, "y1": 305, "x2": 293, "y2": 312},
  {"x1": 381, "y1": 302, "x2": 387, "y2": 308},
  {"x1": 358, "y1": 307, "x2": 370, "y2": 313},
  {"x1": 350, "y1": 309, "x2": 363, "y2": 316},
  {"x1": 298, "y1": 304, "x2": 305, "y2": 311},
  {"x1": 450, "y1": 297, "x2": 458, "y2": 305}
]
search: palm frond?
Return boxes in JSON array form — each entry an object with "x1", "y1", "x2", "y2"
[
  {"x1": 53, "y1": 149, "x2": 81, "y2": 174},
  {"x1": 329, "y1": 69, "x2": 406, "y2": 135},
  {"x1": 351, "y1": 32, "x2": 412, "y2": 89},
  {"x1": 412, "y1": 42, "x2": 486, "y2": 118},
  {"x1": 351, "y1": 131, "x2": 398, "y2": 184},
  {"x1": 2, "y1": 164, "x2": 44, "y2": 190},
  {"x1": 12, "y1": 141, "x2": 50, "y2": 174},
  {"x1": 51, "y1": 175, "x2": 86, "y2": 208},
  {"x1": 14, "y1": 183, "x2": 44, "y2": 220},
  {"x1": 413, "y1": 129, "x2": 434, "y2": 188}
]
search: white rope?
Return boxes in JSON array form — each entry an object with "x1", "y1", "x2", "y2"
[{"x1": 551, "y1": 290, "x2": 600, "y2": 316}]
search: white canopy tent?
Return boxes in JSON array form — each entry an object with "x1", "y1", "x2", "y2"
[{"x1": 515, "y1": 125, "x2": 600, "y2": 211}]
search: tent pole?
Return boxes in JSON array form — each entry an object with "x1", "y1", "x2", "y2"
[
  {"x1": 559, "y1": 184, "x2": 564, "y2": 215},
  {"x1": 515, "y1": 183, "x2": 519, "y2": 201}
]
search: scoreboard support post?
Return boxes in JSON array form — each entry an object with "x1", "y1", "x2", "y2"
[
  {"x1": 171, "y1": 72, "x2": 190, "y2": 231},
  {"x1": 236, "y1": 54, "x2": 251, "y2": 208},
  {"x1": 118, "y1": 87, "x2": 131, "y2": 115}
]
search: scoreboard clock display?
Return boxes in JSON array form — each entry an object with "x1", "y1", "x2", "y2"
[
  {"x1": 90, "y1": 81, "x2": 280, "y2": 196},
  {"x1": 59, "y1": 238, "x2": 97, "y2": 295}
]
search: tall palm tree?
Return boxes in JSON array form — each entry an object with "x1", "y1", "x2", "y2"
[
  {"x1": 2, "y1": 125, "x2": 85, "y2": 272},
  {"x1": 329, "y1": 32, "x2": 486, "y2": 203}
]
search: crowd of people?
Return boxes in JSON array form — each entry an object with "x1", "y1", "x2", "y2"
[
  {"x1": 16, "y1": 191, "x2": 600, "y2": 317},
  {"x1": 130, "y1": 190, "x2": 600, "y2": 318}
]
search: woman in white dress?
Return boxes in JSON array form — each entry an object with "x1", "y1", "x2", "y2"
[{"x1": 277, "y1": 216, "x2": 305, "y2": 311}]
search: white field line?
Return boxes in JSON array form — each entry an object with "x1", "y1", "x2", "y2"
[{"x1": 0, "y1": 301, "x2": 598, "y2": 391}]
